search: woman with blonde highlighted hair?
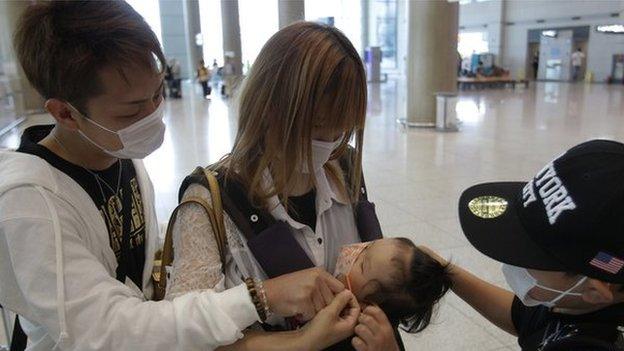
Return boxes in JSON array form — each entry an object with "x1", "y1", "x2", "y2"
[{"x1": 165, "y1": 22, "x2": 400, "y2": 350}]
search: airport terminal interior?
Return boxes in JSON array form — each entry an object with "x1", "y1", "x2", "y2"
[{"x1": 2, "y1": 0, "x2": 624, "y2": 350}]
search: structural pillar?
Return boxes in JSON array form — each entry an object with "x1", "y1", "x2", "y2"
[
  {"x1": 278, "y1": 0, "x2": 305, "y2": 29},
  {"x1": 220, "y1": 0, "x2": 243, "y2": 76},
  {"x1": 0, "y1": 1, "x2": 44, "y2": 115},
  {"x1": 183, "y1": 0, "x2": 203, "y2": 76},
  {"x1": 360, "y1": 0, "x2": 369, "y2": 56},
  {"x1": 490, "y1": 0, "x2": 506, "y2": 66},
  {"x1": 402, "y1": 0, "x2": 458, "y2": 127}
]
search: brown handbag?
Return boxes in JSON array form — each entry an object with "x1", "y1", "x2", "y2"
[{"x1": 152, "y1": 168, "x2": 227, "y2": 301}]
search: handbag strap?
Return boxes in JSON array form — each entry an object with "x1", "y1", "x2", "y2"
[
  {"x1": 203, "y1": 168, "x2": 226, "y2": 255},
  {"x1": 155, "y1": 168, "x2": 227, "y2": 297}
]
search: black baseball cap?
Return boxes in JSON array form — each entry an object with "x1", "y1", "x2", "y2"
[{"x1": 459, "y1": 140, "x2": 624, "y2": 284}]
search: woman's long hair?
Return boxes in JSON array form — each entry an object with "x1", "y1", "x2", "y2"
[{"x1": 222, "y1": 21, "x2": 367, "y2": 208}]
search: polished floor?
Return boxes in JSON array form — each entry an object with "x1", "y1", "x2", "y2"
[{"x1": 2, "y1": 80, "x2": 624, "y2": 349}]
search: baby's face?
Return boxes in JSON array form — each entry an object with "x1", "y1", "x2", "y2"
[{"x1": 337, "y1": 238, "x2": 413, "y2": 301}]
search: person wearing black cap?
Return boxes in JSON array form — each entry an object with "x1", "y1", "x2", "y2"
[{"x1": 423, "y1": 140, "x2": 624, "y2": 350}]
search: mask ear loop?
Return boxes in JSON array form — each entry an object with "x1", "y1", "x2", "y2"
[
  {"x1": 66, "y1": 102, "x2": 117, "y2": 134},
  {"x1": 344, "y1": 242, "x2": 373, "y2": 294},
  {"x1": 548, "y1": 276, "x2": 588, "y2": 305}
]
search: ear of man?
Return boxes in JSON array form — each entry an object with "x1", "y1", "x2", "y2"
[
  {"x1": 615, "y1": 283, "x2": 624, "y2": 303},
  {"x1": 581, "y1": 279, "x2": 615, "y2": 305},
  {"x1": 45, "y1": 99, "x2": 80, "y2": 131}
]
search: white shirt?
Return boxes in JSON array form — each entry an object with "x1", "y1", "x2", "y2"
[
  {"x1": 0, "y1": 151, "x2": 259, "y2": 351},
  {"x1": 572, "y1": 51, "x2": 585, "y2": 67},
  {"x1": 166, "y1": 165, "x2": 361, "y2": 326},
  {"x1": 461, "y1": 57, "x2": 471, "y2": 71}
]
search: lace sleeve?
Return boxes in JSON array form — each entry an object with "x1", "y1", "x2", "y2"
[{"x1": 164, "y1": 184, "x2": 225, "y2": 300}]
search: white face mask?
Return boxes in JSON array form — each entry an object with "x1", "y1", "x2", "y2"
[
  {"x1": 71, "y1": 101, "x2": 166, "y2": 159},
  {"x1": 502, "y1": 264, "x2": 587, "y2": 308},
  {"x1": 302, "y1": 136, "x2": 343, "y2": 174}
]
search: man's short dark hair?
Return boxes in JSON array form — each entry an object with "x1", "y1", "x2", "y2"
[{"x1": 14, "y1": 0, "x2": 165, "y2": 112}]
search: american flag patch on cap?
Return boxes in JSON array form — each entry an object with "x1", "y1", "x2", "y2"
[{"x1": 589, "y1": 252, "x2": 624, "y2": 274}]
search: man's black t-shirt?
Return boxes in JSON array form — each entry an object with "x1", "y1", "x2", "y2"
[
  {"x1": 17, "y1": 125, "x2": 146, "y2": 289},
  {"x1": 511, "y1": 296, "x2": 624, "y2": 350}
]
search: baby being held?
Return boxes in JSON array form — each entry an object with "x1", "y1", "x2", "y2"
[{"x1": 334, "y1": 238, "x2": 452, "y2": 333}]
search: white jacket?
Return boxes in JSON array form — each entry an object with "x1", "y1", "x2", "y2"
[{"x1": 0, "y1": 151, "x2": 259, "y2": 350}]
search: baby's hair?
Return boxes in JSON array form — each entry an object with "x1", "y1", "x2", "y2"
[{"x1": 363, "y1": 238, "x2": 453, "y2": 333}]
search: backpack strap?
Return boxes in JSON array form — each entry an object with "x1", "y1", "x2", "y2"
[
  {"x1": 215, "y1": 171, "x2": 276, "y2": 242},
  {"x1": 213, "y1": 173, "x2": 315, "y2": 278},
  {"x1": 178, "y1": 167, "x2": 272, "y2": 251},
  {"x1": 153, "y1": 168, "x2": 227, "y2": 301}
]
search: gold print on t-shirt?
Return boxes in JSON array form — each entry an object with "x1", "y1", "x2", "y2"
[
  {"x1": 101, "y1": 192, "x2": 123, "y2": 256},
  {"x1": 99, "y1": 176, "x2": 146, "y2": 258},
  {"x1": 129, "y1": 178, "x2": 145, "y2": 248},
  {"x1": 130, "y1": 179, "x2": 144, "y2": 231}
]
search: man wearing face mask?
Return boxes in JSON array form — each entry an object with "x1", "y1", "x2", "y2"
[
  {"x1": 0, "y1": 2, "x2": 361, "y2": 351},
  {"x1": 424, "y1": 140, "x2": 624, "y2": 351}
]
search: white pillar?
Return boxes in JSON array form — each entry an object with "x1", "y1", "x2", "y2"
[
  {"x1": 183, "y1": 0, "x2": 203, "y2": 76},
  {"x1": 490, "y1": 0, "x2": 506, "y2": 66},
  {"x1": 360, "y1": 0, "x2": 369, "y2": 56},
  {"x1": 221, "y1": 0, "x2": 242, "y2": 76},
  {"x1": 403, "y1": 0, "x2": 458, "y2": 126},
  {"x1": 278, "y1": 0, "x2": 305, "y2": 29}
]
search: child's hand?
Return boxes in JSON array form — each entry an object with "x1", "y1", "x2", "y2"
[{"x1": 351, "y1": 305, "x2": 400, "y2": 351}]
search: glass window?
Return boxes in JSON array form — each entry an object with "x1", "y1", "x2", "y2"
[
  {"x1": 126, "y1": 0, "x2": 163, "y2": 44},
  {"x1": 239, "y1": 0, "x2": 279, "y2": 72},
  {"x1": 199, "y1": 0, "x2": 224, "y2": 67},
  {"x1": 305, "y1": 0, "x2": 362, "y2": 55},
  {"x1": 458, "y1": 31, "x2": 489, "y2": 58},
  {"x1": 369, "y1": 0, "x2": 397, "y2": 69}
]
